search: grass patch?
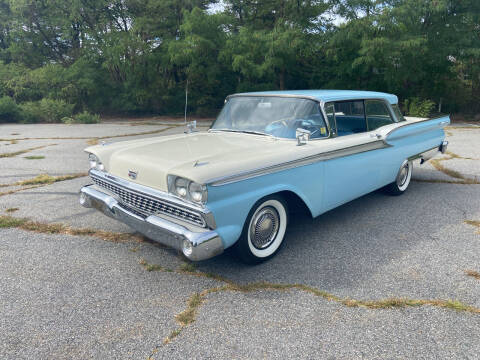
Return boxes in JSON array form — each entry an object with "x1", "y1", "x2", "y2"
[
  {"x1": 179, "y1": 262, "x2": 197, "y2": 273},
  {"x1": 465, "y1": 270, "x2": 480, "y2": 280},
  {"x1": 163, "y1": 329, "x2": 182, "y2": 344},
  {"x1": 86, "y1": 138, "x2": 99, "y2": 145},
  {"x1": 17, "y1": 173, "x2": 85, "y2": 186},
  {"x1": 0, "y1": 144, "x2": 56, "y2": 158},
  {"x1": 136, "y1": 258, "x2": 480, "y2": 348},
  {"x1": 139, "y1": 258, "x2": 171, "y2": 272},
  {"x1": 465, "y1": 220, "x2": 480, "y2": 234},
  {"x1": 427, "y1": 158, "x2": 480, "y2": 184},
  {"x1": 175, "y1": 292, "x2": 203, "y2": 326},
  {"x1": 413, "y1": 179, "x2": 475, "y2": 185},
  {"x1": 430, "y1": 159, "x2": 466, "y2": 180},
  {"x1": 0, "y1": 173, "x2": 86, "y2": 192},
  {"x1": 0, "y1": 216, "x2": 28, "y2": 228},
  {"x1": 0, "y1": 215, "x2": 141, "y2": 242},
  {"x1": 24, "y1": 155, "x2": 45, "y2": 160},
  {"x1": 5, "y1": 207, "x2": 19, "y2": 213},
  {"x1": 157, "y1": 277, "x2": 480, "y2": 346}
]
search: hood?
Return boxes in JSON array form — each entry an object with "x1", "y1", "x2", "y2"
[{"x1": 86, "y1": 132, "x2": 294, "y2": 191}]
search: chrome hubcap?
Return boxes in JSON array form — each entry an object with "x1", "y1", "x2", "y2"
[
  {"x1": 250, "y1": 206, "x2": 280, "y2": 249},
  {"x1": 397, "y1": 163, "x2": 410, "y2": 186}
]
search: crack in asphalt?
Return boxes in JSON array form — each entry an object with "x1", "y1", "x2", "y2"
[
  {"x1": 0, "y1": 173, "x2": 87, "y2": 196},
  {"x1": 0, "y1": 215, "x2": 144, "y2": 243},
  {"x1": 137, "y1": 259, "x2": 480, "y2": 358},
  {"x1": 0, "y1": 144, "x2": 57, "y2": 158},
  {"x1": 415, "y1": 152, "x2": 480, "y2": 184}
]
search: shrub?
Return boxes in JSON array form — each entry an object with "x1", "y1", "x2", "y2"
[
  {"x1": 19, "y1": 98, "x2": 74, "y2": 123},
  {"x1": 69, "y1": 111, "x2": 100, "y2": 124},
  {"x1": 0, "y1": 96, "x2": 21, "y2": 122},
  {"x1": 404, "y1": 97, "x2": 435, "y2": 117}
]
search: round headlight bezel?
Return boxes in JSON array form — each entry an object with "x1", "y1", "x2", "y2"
[
  {"x1": 168, "y1": 175, "x2": 207, "y2": 205},
  {"x1": 188, "y1": 182, "x2": 205, "y2": 203},
  {"x1": 174, "y1": 177, "x2": 188, "y2": 197},
  {"x1": 89, "y1": 153, "x2": 98, "y2": 169},
  {"x1": 88, "y1": 153, "x2": 105, "y2": 172}
]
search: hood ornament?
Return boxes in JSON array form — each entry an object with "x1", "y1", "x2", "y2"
[
  {"x1": 193, "y1": 160, "x2": 209, "y2": 167},
  {"x1": 128, "y1": 170, "x2": 138, "y2": 180}
]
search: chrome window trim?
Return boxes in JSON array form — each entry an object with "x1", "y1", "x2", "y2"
[
  {"x1": 89, "y1": 169, "x2": 216, "y2": 229},
  {"x1": 208, "y1": 139, "x2": 390, "y2": 186}
]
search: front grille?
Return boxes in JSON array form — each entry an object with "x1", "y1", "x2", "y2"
[{"x1": 91, "y1": 175, "x2": 206, "y2": 227}]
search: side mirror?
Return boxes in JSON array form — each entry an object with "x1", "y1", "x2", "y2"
[
  {"x1": 296, "y1": 128, "x2": 311, "y2": 146},
  {"x1": 185, "y1": 120, "x2": 197, "y2": 134}
]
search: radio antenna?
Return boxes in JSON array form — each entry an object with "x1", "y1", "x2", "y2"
[{"x1": 184, "y1": 79, "x2": 188, "y2": 124}]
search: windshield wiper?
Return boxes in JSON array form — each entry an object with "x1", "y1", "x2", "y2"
[{"x1": 209, "y1": 129, "x2": 273, "y2": 137}]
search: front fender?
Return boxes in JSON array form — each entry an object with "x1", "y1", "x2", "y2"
[{"x1": 206, "y1": 163, "x2": 323, "y2": 248}]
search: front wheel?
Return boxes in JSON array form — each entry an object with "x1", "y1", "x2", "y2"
[
  {"x1": 384, "y1": 160, "x2": 413, "y2": 195},
  {"x1": 235, "y1": 195, "x2": 288, "y2": 264}
]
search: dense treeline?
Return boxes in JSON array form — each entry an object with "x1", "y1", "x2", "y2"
[{"x1": 0, "y1": 0, "x2": 479, "y2": 122}]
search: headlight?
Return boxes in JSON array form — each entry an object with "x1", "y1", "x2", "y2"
[
  {"x1": 174, "y1": 177, "x2": 188, "y2": 197},
  {"x1": 168, "y1": 175, "x2": 207, "y2": 204},
  {"x1": 88, "y1": 153, "x2": 104, "y2": 171}
]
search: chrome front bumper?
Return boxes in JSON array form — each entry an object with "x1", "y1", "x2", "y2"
[{"x1": 79, "y1": 185, "x2": 224, "y2": 261}]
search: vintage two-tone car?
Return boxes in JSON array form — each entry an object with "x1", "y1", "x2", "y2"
[{"x1": 79, "y1": 90, "x2": 449, "y2": 263}]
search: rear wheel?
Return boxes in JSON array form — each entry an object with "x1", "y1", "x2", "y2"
[
  {"x1": 384, "y1": 160, "x2": 412, "y2": 195},
  {"x1": 235, "y1": 195, "x2": 288, "y2": 264}
]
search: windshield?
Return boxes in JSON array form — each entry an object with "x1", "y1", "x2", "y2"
[{"x1": 211, "y1": 96, "x2": 328, "y2": 139}]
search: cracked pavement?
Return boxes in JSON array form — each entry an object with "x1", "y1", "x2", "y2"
[{"x1": 1, "y1": 121, "x2": 479, "y2": 359}]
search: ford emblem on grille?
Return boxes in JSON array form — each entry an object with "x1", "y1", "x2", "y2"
[{"x1": 128, "y1": 170, "x2": 138, "y2": 180}]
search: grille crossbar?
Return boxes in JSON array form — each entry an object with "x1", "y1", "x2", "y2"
[{"x1": 91, "y1": 175, "x2": 206, "y2": 227}]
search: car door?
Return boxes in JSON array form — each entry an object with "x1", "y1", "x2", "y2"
[{"x1": 321, "y1": 99, "x2": 391, "y2": 211}]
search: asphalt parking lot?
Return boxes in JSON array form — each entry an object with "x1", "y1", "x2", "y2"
[{"x1": 1, "y1": 121, "x2": 480, "y2": 359}]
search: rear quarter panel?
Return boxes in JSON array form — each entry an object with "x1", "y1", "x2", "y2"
[{"x1": 378, "y1": 115, "x2": 450, "y2": 183}]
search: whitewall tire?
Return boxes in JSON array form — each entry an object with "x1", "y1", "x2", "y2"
[
  {"x1": 385, "y1": 160, "x2": 413, "y2": 195},
  {"x1": 235, "y1": 196, "x2": 288, "y2": 264}
]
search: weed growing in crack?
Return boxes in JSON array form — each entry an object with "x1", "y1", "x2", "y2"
[
  {"x1": 465, "y1": 270, "x2": 480, "y2": 280},
  {"x1": 0, "y1": 215, "x2": 141, "y2": 242},
  {"x1": 136, "y1": 259, "x2": 480, "y2": 352},
  {"x1": 24, "y1": 155, "x2": 45, "y2": 160},
  {"x1": 0, "y1": 144, "x2": 56, "y2": 158},
  {"x1": 465, "y1": 220, "x2": 480, "y2": 234},
  {"x1": 139, "y1": 258, "x2": 171, "y2": 272},
  {"x1": 179, "y1": 262, "x2": 197, "y2": 273},
  {"x1": 175, "y1": 292, "x2": 203, "y2": 326},
  {"x1": 419, "y1": 154, "x2": 480, "y2": 184},
  {"x1": 17, "y1": 173, "x2": 87, "y2": 186},
  {"x1": 0, "y1": 173, "x2": 87, "y2": 196}
]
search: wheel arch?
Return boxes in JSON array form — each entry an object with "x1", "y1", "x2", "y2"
[{"x1": 271, "y1": 190, "x2": 313, "y2": 218}]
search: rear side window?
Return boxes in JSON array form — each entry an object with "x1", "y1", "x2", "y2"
[
  {"x1": 334, "y1": 100, "x2": 366, "y2": 136},
  {"x1": 365, "y1": 100, "x2": 395, "y2": 131},
  {"x1": 391, "y1": 103, "x2": 405, "y2": 122}
]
